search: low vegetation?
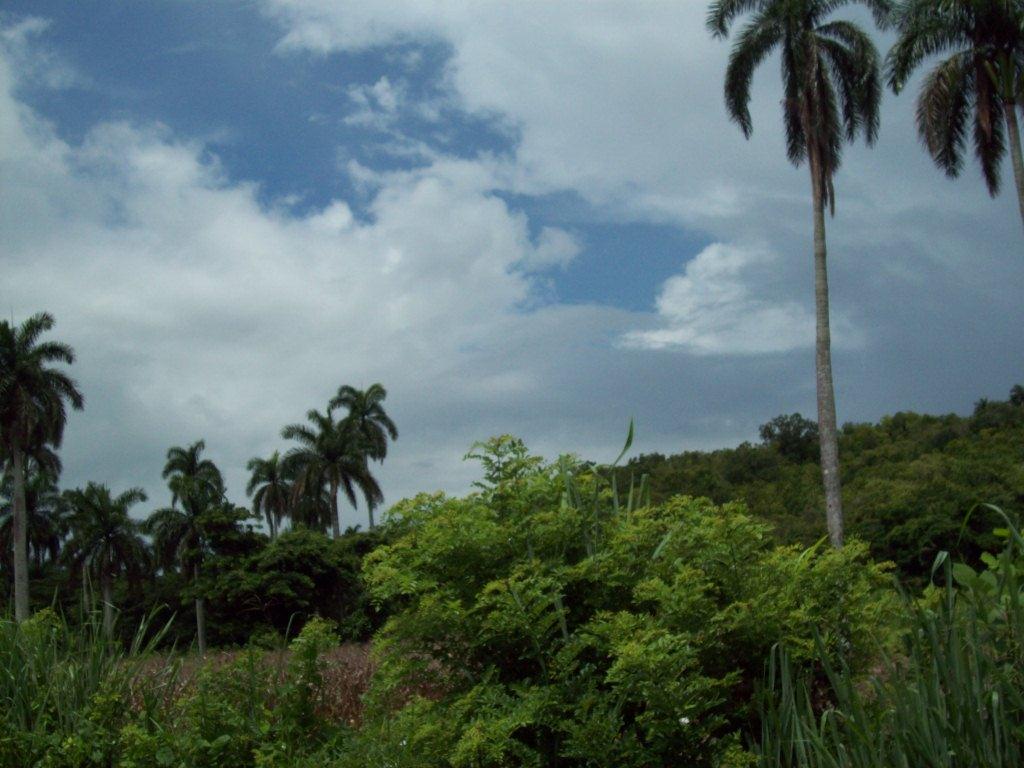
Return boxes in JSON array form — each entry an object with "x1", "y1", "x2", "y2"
[{"x1": 3, "y1": 434, "x2": 1022, "y2": 766}]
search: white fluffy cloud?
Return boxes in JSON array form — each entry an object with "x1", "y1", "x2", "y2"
[
  {"x1": 623, "y1": 243, "x2": 862, "y2": 355},
  {"x1": 0, "y1": 25, "x2": 645, "y2": 524}
]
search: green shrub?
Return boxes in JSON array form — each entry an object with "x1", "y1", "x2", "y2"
[
  {"x1": 342, "y1": 437, "x2": 896, "y2": 767},
  {"x1": 758, "y1": 507, "x2": 1024, "y2": 767}
]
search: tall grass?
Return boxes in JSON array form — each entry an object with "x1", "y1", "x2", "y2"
[
  {"x1": 758, "y1": 507, "x2": 1024, "y2": 767},
  {"x1": 0, "y1": 605, "x2": 177, "y2": 764}
]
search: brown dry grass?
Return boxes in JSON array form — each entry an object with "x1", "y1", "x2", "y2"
[{"x1": 128, "y1": 643, "x2": 376, "y2": 726}]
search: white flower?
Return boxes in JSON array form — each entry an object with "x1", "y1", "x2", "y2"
[{"x1": 679, "y1": 716, "x2": 691, "y2": 726}]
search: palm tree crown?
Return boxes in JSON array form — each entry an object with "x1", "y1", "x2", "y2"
[
  {"x1": 147, "y1": 440, "x2": 224, "y2": 572},
  {"x1": 282, "y1": 408, "x2": 383, "y2": 537},
  {"x1": 709, "y1": 0, "x2": 890, "y2": 212},
  {"x1": 887, "y1": 0, "x2": 1024, "y2": 226},
  {"x1": 0, "y1": 312, "x2": 84, "y2": 455},
  {"x1": 63, "y1": 483, "x2": 148, "y2": 636},
  {"x1": 246, "y1": 450, "x2": 291, "y2": 538},
  {"x1": 331, "y1": 383, "x2": 398, "y2": 462}
]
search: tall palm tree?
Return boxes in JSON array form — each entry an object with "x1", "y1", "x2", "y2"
[
  {"x1": 246, "y1": 450, "x2": 291, "y2": 538},
  {"x1": 331, "y1": 384, "x2": 398, "y2": 461},
  {"x1": 282, "y1": 408, "x2": 382, "y2": 538},
  {"x1": 62, "y1": 483, "x2": 148, "y2": 638},
  {"x1": 708, "y1": 0, "x2": 891, "y2": 547},
  {"x1": 887, "y1": 0, "x2": 1024, "y2": 230},
  {"x1": 145, "y1": 440, "x2": 223, "y2": 654},
  {"x1": 0, "y1": 312, "x2": 84, "y2": 620},
  {"x1": 331, "y1": 384, "x2": 397, "y2": 529}
]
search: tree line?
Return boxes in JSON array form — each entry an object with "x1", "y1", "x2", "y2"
[
  {"x1": 710, "y1": 0, "x2": 1024, "y2": 548},
  {"x1": 1, "y1": 312, "x2": 396, "y2": 649},
  {"x1": 612, "y1": 387, "x2": 1024, "y2": 584}
]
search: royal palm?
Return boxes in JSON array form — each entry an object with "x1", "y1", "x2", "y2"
[
  {"x1": 246, "y1": 450, "x2": 291, "y2": 538},
  {"x1": 282, "y1": 408, "x2": 382, "y2": 538},
  {"x1": 63, "y1": 483, "x2": 148, "y2": 638},
  {"x1": 331, "y1": 383, "x2": 397, "y2": 528},
  {"x1": 145, "y1": 440, "x2": 223, "y2": 653},
  {"x1": 708, "y1": 0, "x2": 891, "y2": 546},
  {"x1": 887, "y1": 0, "x2": 1024, "y2": 230},
  {"x1": 0, "y1": 312, "x2": 83, "y2": 620}
]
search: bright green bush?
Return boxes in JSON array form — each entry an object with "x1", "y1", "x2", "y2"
[
  {"x1": 758, "y1": 508, "x2": 1024, "y2": 767},
  {"x1": 342, "y1": 437, "x2": 897, "y2": 767}
]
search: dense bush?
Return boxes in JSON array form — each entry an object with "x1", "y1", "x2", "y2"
[
  {"x1": 341, "y1": 437, "x2": 896, "y2": 768},
  {"x1": 759, "y1": 508, "x2": 1024, "y2": 767}
]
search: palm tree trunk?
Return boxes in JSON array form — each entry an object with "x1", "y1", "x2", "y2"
[
  {"x1": 808, "y1": 143, "x2": 845, "y2": 549},
  {"x1": 11, "y1": 447, "x2": 30, "y2": 622},
  {"x1": 329, "y1": 479, "x2": 341, "y2": 539},
  {"x1": 1004, "y1": 101, "x2": 1024, "y2": 233},
  {"x1": 101, "y1": 572, "x2": 114, "y2": 639},
  {"x1": 193, "y1": 562, "x2": 206, "y2": 655},
  {"x1": 367, "y1": 505, "x2": 375, "y2": 531}
]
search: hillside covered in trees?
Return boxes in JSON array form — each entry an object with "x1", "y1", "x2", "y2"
[{"x1": 613, "y1": 387, "x2": 1024, "y2": 583}]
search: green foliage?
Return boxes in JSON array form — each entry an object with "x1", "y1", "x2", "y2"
[
  {"x1": 0, "y1": 610, "x2": 349, "y2": 767},
  {"x1": 758, "y1": 509, "x2": 1024, "y2": 767},
  {"x1": 201, "y1": 527, "x2": 385, "y2": 645},
  {"x1": 343, "y1": 438, "x2": 896, "y2": 767},
  {"x1": 614, "y1": 390, "x2": 1024, "y2": 584},
  {"x1": 0, "y1": 607, "x2": 175, "y2": 768}
]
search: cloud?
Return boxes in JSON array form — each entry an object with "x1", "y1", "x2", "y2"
[
  {"x1": 3, "y1": 6, "x2": 1024, "y2": 534},
  {"x1": 519, "y1": 227, "x2": 580, "y2": 272},
  {"x1": 622, "y1": 243, "x2": 862, "y2": 355},
  {"x1": 0, "y1": 15, "x2": 83, "y2": 90},
  {"x1": 344, "y1": 75, "x2": 402, "y2": 128},
  {"x1": 0, "y1": 30, "x2": 656, "y2": 525}
]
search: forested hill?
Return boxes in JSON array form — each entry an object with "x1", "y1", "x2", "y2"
[{"x1": 612, "y1": 387, "x2": 1024, "y2": 583}]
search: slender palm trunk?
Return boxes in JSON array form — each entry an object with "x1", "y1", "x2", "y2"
[
  {"x1": 329, "y1": 479, "x2": 341, "y2": 539},
  {"x1": 101, "y1": 572, "x2": 115, "y2": 639},
  {"x1": 11, "y1": 447, "x2": 30, "y2": 622},
  {"x1": 808, "y1": 142, "x2": 845, "y2": 548},
  {"x1": 367, "y1": 505, "x2": 375, "y2": 531},
  {"x1": 193, "y1": 562, "x2": 206, "y2": 655},
  {"x1": 1004, "y1": 101, "x2": 1024, "y2": 233}
]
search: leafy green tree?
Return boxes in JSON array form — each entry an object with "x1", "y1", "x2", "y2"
[
  {"x1": 759, "y1": 413, "x2": 820, "y2": 462},
  {"x1": 246, "y1": 450, "x2": 291, "y2": 539},
  {"x1": 282, "y1": 408, "x2": 382, "y2": 538},
  {"x1": 62, "y1": 483, "x2": 148, "y2": 638},
  {"x1": 1010, "y1": 383, "x2": 1024, "y2": 407},
  {"x1": 332, "y1": 384, "x2": 398, "y2": 529},
  {"x1": 0, "y1": 312, "x2": 83, "y2": 621},
  {"x1": 887, "y1": 0, "x2": 1024, "y2": 230},
  {"x1": 145, "y1": 440, "x2": 224, "y2": 653},
  {"x1": 708, "y1": 0, "x2": 891, "y2": 547}
]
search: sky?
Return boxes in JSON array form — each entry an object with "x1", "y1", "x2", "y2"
[{"x1": 2, "y1": 1, "x2": 1021, "y2": 531}]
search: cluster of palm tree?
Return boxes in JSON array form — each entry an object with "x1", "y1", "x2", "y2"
[
  {"x1": 709, "y1": 0, "x2": 1024, "y2": 547},
  {"x1": 2, "y1": 311, "x2": 397, "y2": 650},
  {"x1": 249, "y1": 383, "x2": 397, "y2": 540}
]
